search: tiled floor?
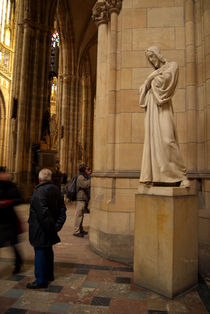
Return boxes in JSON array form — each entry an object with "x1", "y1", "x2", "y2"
[{"x1": 0, "y1": 203, "x2": 209, "y2": 314}]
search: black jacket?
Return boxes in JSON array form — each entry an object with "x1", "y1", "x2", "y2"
[
  {"x1": 0, "y1": 180, "x2": 22, "y2": 247},
  {"x1": 28, "y1": 181, "x2": 66, "y2": 248}
]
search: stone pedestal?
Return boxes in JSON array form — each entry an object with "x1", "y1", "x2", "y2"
[{"x1": 134, "y1": 185, "x2": 198, "y2": 298}]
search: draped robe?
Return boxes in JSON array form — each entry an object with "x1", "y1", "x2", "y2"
[{"x1": 139, "y1": 61, "x2": 187, "y2": 183}]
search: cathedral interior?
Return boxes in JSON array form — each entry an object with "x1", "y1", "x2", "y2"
[{"x1": 0, "y1": 0, "x2": 210, "y2": 309}]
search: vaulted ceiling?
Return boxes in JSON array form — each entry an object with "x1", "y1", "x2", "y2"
[{"x1": 57, "y1": 0, "x2": 97, "y2": 78}]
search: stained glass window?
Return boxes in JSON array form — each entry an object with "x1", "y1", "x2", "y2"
[
  {"x1": 51, "y1": 32, "x2": 59, "y2": 48},
  {"x1": 0, "y1": 0, "x2": 12, "y2": 45},
  {"x1": 5, "y1": 28, "x2": 10, "y2": 46},
  {"x1": 3, "y1": 51, "x2": 9, "y2": 67}
]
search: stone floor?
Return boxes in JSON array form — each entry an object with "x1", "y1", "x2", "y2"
[{"x1": 0, "y1": 203, "x2": 210, "y2": 314}]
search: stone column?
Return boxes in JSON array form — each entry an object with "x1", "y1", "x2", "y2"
[
  {"x1": 60, "y1": 74, "x2": 71, "y2": 171},
  {"x1": 92, "y1": 0, "x2": 109, "y2": 171},
  {"x1": 106, "y1": 0, "x2": 122, "y2": 171},
  {"x1": 15, "y1": 23, "x2": 32, "y2": 174},
  {"x1": 90, "y1": 1, "x2": 133, "y2": 264},
  {"x1": 7, "y1": 0, "x2": 24, "y2": 171},
  {"x1": 7, "y1": 0, "x2": 54, "y2": 196},
  {"x1": 185, "y1": 0, "x2": 197, "y2": 171},
  {"x1": 202, "y1": 1, "x2": 210, "y2": 169}
]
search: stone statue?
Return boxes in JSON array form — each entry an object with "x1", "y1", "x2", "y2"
[
  {"x1": 49, "y1": 114, "x2": 58, "y2": 150},
  {"x1": 139, "y1": 46, "x2": 190, "y2": 187}
]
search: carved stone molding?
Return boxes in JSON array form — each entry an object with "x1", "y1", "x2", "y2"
[
  {"x1": 106, "y1": 0, "x2": 123, "y2": 14},
  {"x1": 92, "y1": 0, "x2": 122, "y2": 26},
  {"x1": 91, "y1": 170, "x2": 210, "y2": 180},
  {"x1": 92, "y1": 1, "x2": 109, "y2": 26}
]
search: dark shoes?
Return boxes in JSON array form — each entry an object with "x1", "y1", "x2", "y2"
[
  {"x1": 26, "y1": 281, "x2": 48, "y2": 289},
  {"x1": 81, "y1": 231, "x2": 88, "y2": 235},
  {"x1": 73, "y1": 232, "x2": 84, "y2": 237}
]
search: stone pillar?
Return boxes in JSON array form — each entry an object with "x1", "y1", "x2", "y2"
[
  {"x1": 92, "y1": 1, "x2": 109, "y2": 171},
  {"x1": 7, "y1": 0, "x2": 54, "y2": 197},
  {"x1": 7, "y1": 0, "x2": 24, "y2": 171},
  {"x1": 185, "y1": 0, "x2": 197, "y2": 170},
  {"x1": 60, "y1": 74, "x2": 71, "y2": 171},
  {"x1": 90, "y1": 0, "x2": 133, "y2": 264},
  {"x1": 15, "y1": 23, "x2": 32, "y2": 174},
  {"x1": 202, "y1": 1, "x2": 210, "y2": 170},
  {"x1": 134, "y1": 186, "x2": 198, "y2": 298},
  {"x1": 107, "y1": 4, "x2": 120, "y2": 171}
]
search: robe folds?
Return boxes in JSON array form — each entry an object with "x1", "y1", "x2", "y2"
[{"x1": 139, "y1": 61, "x2": 187, "y2": 183}]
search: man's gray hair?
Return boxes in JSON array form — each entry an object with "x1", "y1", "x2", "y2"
[{"x1": 39, "y1": 168, "x2": 52, "y2": 181}]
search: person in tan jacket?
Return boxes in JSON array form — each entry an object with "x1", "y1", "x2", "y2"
[{"x1": 73, "y1": 164, "x2": 91, "y2": 237}]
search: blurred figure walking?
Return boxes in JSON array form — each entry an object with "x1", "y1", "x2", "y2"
[{"x1": 0, "y1": 166, "x2": 23, "y2": 274}]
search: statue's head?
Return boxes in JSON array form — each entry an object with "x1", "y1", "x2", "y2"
[{"x1": 145, "y1": 46, "x2": 166, "y2": 69}]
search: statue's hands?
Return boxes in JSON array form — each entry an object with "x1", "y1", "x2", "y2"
[{"x1": 144, "y1": 70, "x2": 161, "y2": 91}]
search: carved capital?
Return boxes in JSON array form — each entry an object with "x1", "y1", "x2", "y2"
[
  {"x1": 106, "y1": 0, "x2": 123, "y2": 14},
  {"x1": 92, "y1": 1, "x2": 109, "y2": 26}
]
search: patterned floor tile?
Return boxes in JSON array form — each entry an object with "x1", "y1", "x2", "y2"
[
  {"x1": 4, "y1": 288, "x2": 25, "y2": 298},
  {"x1": 82, "y1": 281, "x2": 99, "y2": 288},
  {"x1": 55, "y1": 286, "x2": 79, "y2": 303},
  {"x1": 127, "y1": 290, "x2": 147, "y2": 300},
  {"x1": 53, "y1": 273, "x2": 86, "y2": 289},
  {"x1": 7, "y1": 275, "x2": 25, "y2": 282},
  {"x1": 0, "y1": 280, "x2": 18, "y2": 296},
  {"x1": 94, "y1": 282, "x2": 131, "y2": 298},
  {"x1": 165, "y1": 299, "x2": 188, "y2": 312},
  {"x1": 48, "y1": 301, "x2": 71, "y2": 313},
  {"x1": 67, "y1": 304, "x2": 109, "y2": 313},
  {"x1": 11, "y1": 290, "x2": 58, "y2": 312},
  {"x1": 109, "y1": 298, "x2": 147, "y2": 314},
  {"x1": 86, "y1": 269, "x2": 116, "y2": 283},
  {"x1": 0, "y1": 296, "x2": 18, "y2": 313},
  {"x1": 183, "y1": 290, "x2": 209, "y2": 313},
  {"x1": 115, "y1": 277, "x2": 131, "y2": 284},
  {"x1": 91, "y1": 296, "x2": 111, "y2": 306},
  {"x1": 45, "y1": 285, "x2": 63, "y2": 293},
  {"x1": 146, "y1": 294, "x2": 168, "y2": 312}
]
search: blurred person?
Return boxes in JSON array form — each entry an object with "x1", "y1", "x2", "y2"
[
  {"x1": 0, "y1": 166, "x2": 23, "y2": 274},
  {"x1": 27, "y1": 168, "x2": 66, "y2": 289},
  {"x1": 84, "y1": 167, "x2": 91, "y2": 213},
  {"x1": 73, "y1": 164, "x2": 90, "y2": 237}
]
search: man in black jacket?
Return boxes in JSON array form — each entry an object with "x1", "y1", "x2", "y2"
[{"x1": 27, "y1": 168, "x2": 66, "y2": 289}]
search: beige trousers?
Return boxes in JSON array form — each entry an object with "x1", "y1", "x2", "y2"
[{"x1": 74, "y1": 201, "x2": 85, "y2": 234}]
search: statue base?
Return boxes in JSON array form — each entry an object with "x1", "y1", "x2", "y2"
[{"x1": 134, "y1": 185, "x2": 198, "y2": 298}]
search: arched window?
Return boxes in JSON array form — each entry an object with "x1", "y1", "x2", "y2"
[
  {"x1": 0, "y1": 0, "x2": 15, "y2": 73},
  {"x1": 51, "y1": 31, "x2": 59, "y2": 48},
  {"x1": 0, "y1": 0, "x2": 11, "y2": 45}
]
